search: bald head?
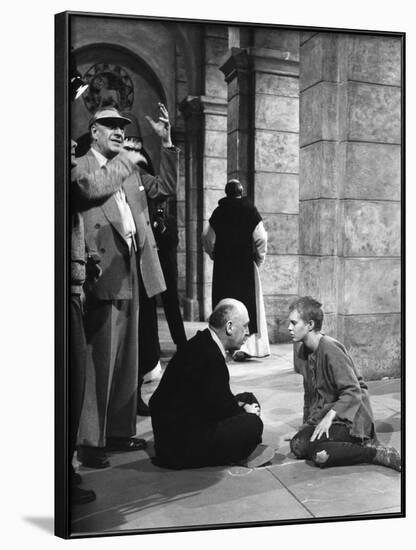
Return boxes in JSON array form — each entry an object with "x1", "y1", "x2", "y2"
[
  {"x1": 209, "y1": 299, "x2": 250, "y2": 351},
  {"x1": 209, "y1": 299, "x2": 246, "y2": 328}
]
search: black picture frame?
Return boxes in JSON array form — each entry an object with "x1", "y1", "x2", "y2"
[{"x1": 55, "y1": 10, "x2": 405, "y2": 540}]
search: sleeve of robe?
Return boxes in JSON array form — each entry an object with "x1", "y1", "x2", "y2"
[
  {"x1": 202, "y1": 224, "x2": 216, "y2": 260},
  {"x1": 253, "y1": 221, "x2": 267, "y2": 266}
]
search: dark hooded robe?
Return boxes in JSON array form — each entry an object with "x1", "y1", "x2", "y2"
[{"x1": 209, "y1": 197, "x2": 262, "y2": 334}]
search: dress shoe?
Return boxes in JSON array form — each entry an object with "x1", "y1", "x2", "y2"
[
  {"x1": 233, "y1": 351, "x2": 251, "y2": 362},
  {"x1": 238, "y1": 444, "x2": 275, "y2": 468},
  {"x1": 77, "y1": 446, "x2": 110, "y2": 469},
  {"x1": 136, "y1": 395, "x2": 151, "y2": 416},
  {"x1": 71, "y1": 486, "x2": 96, "y2": 505},
  {"x1": 105, "y1": 437, "x2": 147, "y2": 452}
]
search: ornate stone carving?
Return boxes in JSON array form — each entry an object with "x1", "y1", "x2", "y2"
[{"x1": 82, "y1": 63, "x2": 134, "y2": 113}]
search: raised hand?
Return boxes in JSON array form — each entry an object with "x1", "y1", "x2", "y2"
[
  {"x1": 145, "y1": 102, "x2": 173, "y2": 147},
  {"x1": 243, "y1": 403, "x2": 261, "y2": 416}
]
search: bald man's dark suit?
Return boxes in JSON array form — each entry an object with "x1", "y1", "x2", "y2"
[{"x1": 149, "y1": 329, "x2": 263, "y2": 468}]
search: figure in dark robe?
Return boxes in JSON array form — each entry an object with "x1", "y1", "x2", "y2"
[{"x1": 202, "y1": 180, "x2": 270, "y2": 359}]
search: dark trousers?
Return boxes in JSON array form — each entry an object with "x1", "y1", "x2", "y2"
[
  {"x1": 138, "y1": 275, "x2": 160, "y2": 378},
  {"x1": 70, "y1": 294, "x2": 87, "y2": 475},
  {"x1": 160, "y1": 288, "x2": 187, "y2": 347},
  {"x1": 153, "y1": 412, "x2": 263, "y2": 469},
  {"x1": 290, "y1": 424, "x2": 376, "y2": 468},
  {"x1": 158, "y1": 248, "x2": 187, "y2": 348},
  {"x1": 208, "y1": 413, "x2": 263, "y2": 466}
]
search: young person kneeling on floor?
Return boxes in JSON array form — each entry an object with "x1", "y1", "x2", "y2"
[{"x1": 288, "y1": 296, "x2": 401, "y2": 472}]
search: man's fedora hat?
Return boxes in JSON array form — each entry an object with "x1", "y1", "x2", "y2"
[{"x1": 89, "y1": 107, "x2": 132, "y2": 128}]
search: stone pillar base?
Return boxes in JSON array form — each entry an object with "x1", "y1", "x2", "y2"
[{"x1": 183, "y1": 298, "x2": 200, "y2": 322}]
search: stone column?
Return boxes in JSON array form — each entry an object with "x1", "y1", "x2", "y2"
[
  {"x1": 220, "y1": 35, "x2": 300, "y2": 342},
  {"x1": 180, "y1": 94, "x2": 228, "y2": 321},
  {"x1": 171, "y1": 127, "x2": 186, "y2": 303},
  {"x1": 199, "y1": 25, "x2": 229, "y2": 320},
  {"x1": 179, "y1": 26, "x2": 229, "y2": 321},
  {"x1": 299, "y1": 32, "x2": 401, "y2": 378},
  {"x1": 177, "y1": 26, "x2": 230, "y2": 321},
  {"x1": 199, "y1": 96, "x2": 228, "y2": 320},
  {"x1": 179, "y1": 96, "x2": 203, "y2": 321},
  {"x1": 174, "y1": 45, "x2": 189, "y2": 304},
  {"x1": 219, "y1": 47, "x2": 252, "y2": 192}
]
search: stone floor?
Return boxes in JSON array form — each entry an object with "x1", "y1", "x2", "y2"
[{"x1": 70, "y1": 318, "x2": 403, "y2": 536}]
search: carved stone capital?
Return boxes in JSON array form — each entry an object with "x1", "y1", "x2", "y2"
[
  {"x1": 199, "y1": 95, "x2": 228, "y2": 116},
  {"x1": 219, "y1": 47, "x2": 250, "y2": 83},
  {"x1": 179, "y1": 95, "x2": 203, "y2": 120},
  {"x1": 179, "y1": 95, "x2": 227, "y2": 121},
  {"x1": 248, "y1": 47, "x2": 299, "y2": 77},
  {"x1": 219, "y1": 46, "x2": 299, "y2": 82}
]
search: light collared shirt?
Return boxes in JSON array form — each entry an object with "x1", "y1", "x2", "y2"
[
  {"x1": 91, "y1": 148, "x2": 137, "y2": 252},
  {"x1": 208, "y1": 327, "x2": 227, "y2": 359}
]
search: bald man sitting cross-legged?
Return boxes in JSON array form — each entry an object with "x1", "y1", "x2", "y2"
[{"x1": 149, "y1": 298, "x2": 275, "y2": 469}]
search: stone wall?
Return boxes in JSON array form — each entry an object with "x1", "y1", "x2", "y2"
[
  {"x1": 200, "y1": 26, "x2": 229, "y2": 320},
  {"x1": 252, "y1": 33, "x2": 300, "y2": 342},
  {"x1": 299, "y1": 32, "x2": 401, "y2": 378},
  {"x1": 220, "y1": 29, "x2": 301, "y2": 342}
]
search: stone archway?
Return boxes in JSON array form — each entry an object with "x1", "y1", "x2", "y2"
[{"x1": 71, "y1": 43, "x2": 167, "y2": 169}]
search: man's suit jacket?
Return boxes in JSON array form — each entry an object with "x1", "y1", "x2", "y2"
[
  {"x1": 149, "y1": 329, "x2": 242, "y2": 431},
  {"x1": 72, "y1": 147, "x2": 179, "y2": 300}
]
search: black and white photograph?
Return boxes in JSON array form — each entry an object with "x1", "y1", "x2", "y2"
[
  {"x1": 2, "y1": 1, "x2": 413, "y2": 549},
  {"x1": 54, "y1": 8, "x2": 404, "y2": 538}
]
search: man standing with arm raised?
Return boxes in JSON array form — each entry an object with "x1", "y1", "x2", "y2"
[{"x1": 72, "y1": 103, "x2": 179, "y2": 469}]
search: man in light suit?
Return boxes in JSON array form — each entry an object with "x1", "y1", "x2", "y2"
[{"x1": 72, "y1": 103, "x2": 179, "y2": 468}]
